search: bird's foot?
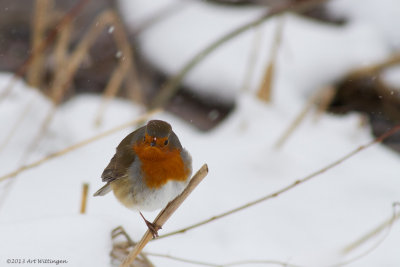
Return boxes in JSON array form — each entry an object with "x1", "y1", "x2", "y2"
[{"x1": 139, "y1": 211, "x2": 162, "y2": 238}]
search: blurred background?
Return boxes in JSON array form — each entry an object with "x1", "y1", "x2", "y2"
[
  {"x1": 0, "y1": 0, "x2": 400, "y2": 266},
  {"x1": 1, "y1": 0, "x2": 399, "y2": 136}
]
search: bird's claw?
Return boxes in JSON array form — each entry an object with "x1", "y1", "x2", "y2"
[
  {"x1": 144, "y1": 220, "x2": 162, "y2": 238},
  {"x1": 139, "y1": 211, "x2": 161, "y2": 238}
]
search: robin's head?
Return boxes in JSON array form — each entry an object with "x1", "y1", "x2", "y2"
[{"x1": 139, "y1": 120, "x2": 182, "y2": 151}]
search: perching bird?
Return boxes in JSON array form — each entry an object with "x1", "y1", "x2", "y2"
[{"x1": 94, "y1": 120, "x2": 192, "y2": 237}]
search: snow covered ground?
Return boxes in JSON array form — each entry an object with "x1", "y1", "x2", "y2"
[{"x1": 1, "y1": 0, "x2": 400, "y2": 266}]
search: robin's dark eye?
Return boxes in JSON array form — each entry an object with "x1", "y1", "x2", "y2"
[{"x1": 164, "y1": 140, "x2": 169, "y2": 145}]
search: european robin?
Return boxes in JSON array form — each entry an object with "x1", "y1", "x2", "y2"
[{"x1": 94, "y1": 120, "x2": 192, "y2": 237}]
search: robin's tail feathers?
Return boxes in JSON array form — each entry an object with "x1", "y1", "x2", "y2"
[{"x1": 93, "y1": 183, "x2": 112, "y2": 196}]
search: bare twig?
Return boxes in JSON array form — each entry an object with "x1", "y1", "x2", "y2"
[
  {"x1": 80, "y1": 183, "x2": 89, "y2": 214},
  {"x1": 133, "y1": 1, "x2": 189, "y2": 36},
  {"x1": 240, "y1": 26, "x2": 263, "y2": 92},
  {"x1": 157, "y1": 124, "x2": 400, "y2": 239},
  {"x1": 0, "y1": 98, "x2": 34, "y2": 153},
  {"x1": 20, "y1": 104, "x2": 57, "y2": 164},
  {"x1": 0, "y1": 109, "x2": 161, "y2": 182},
  {"x1": 120, "y1": 164, "x2": 209, "y2": 267},
  {"x1": 145, "y1": 252, "x2": 303, "y2": 267},
  {"x1": 342, "y1": 202, "x2": 400, "y2": 254},
  {"x1": 274, "y1": 89, "x2": 321, "y2": 149},
  {"x1": 145, "y1": 252, "x2": 220, "y2": 267},
  {"x1": 148, "y1": 203, "x2": 400, "y2": 267},
  {"x1": 349, "y1": 53, "x2": 400, "y2": 78},
  {"x1": 313, "y1": 85, "x2": 337, "y2": 122},
  {"x1": 149, "y1": 0, "x2": 329, "y2": 109},
  {"x1": 256, "y1": 18, "x2": 285, "y2": 102},
  {"x1": 223, "y1": 260, "x2": 302, "y2": 267},
  {"x1": 326, "y1": 202, "x2": 400, "y2": 267},
  {"x1": 111, "y1": 226, "x2": 155, "y2": 267}
]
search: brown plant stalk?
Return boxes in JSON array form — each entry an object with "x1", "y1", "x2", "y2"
[
  {"x1": 120, "y1": 164, "x2": 209, "y2": 267},
  {"x1": 157, "y1": 124, "x2": 400, "y2": 239},
  {"x1": 274, "y1": 88, "x2": 321, "y2": 149},
  {"x1": 27, "y1": 0, "x2": 52, "y2": 88},
  {"x1": 256, "y1": 17, "x2": 284, "y2": 102},
  {"x1": 80, "y1": 183, "x2": 89, "y2": 214}
]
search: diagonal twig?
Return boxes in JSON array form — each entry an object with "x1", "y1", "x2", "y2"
[
  {"x1": 342, "y1": 202, "x2": 400, "y2": 254},
  {"x1": 157, "y1": 124, "x2": 400, "y2": 239},
  {"x1": 120, "y1": 164, "x2": 209, "y2": 267},
  {"x1": 0, "y1": 109, "x2": 161, "y2": 182}
]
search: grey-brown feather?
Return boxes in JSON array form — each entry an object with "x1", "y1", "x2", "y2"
[
  {"x1": 94, "y1": 127, "x2": 144, "y2": 197},
  {"x1": 101, "y1": 126, "x2": 145, "y2": 184},
  {"x1": 93, "y1": 183, "x2": 112, "y2": 196}
]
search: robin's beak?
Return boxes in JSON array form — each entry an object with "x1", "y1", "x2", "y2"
[{"x1": 150, "y1": 139, "x2": 156, "y2": 147}]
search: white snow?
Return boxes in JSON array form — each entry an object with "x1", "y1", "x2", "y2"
[
  {"x1": 328, "y1": 0, "x2": 400, "y2": 48},
  {"x1": 1, "y1": 0, "x2": 400, "y2": 266},
  {"x1": 382, "y1": 65, "x2": 400, "y2": 92},
  {"x1": 118, "y1": 0, "x2": 391, "y2": 102}
]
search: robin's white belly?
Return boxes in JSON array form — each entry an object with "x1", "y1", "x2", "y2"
[
  {"x1": 132, "y1": 179, "x2": 188, "y2": 211},
  {"x1": 112, "y1": 155, "x2": 191, "y2": 211}
]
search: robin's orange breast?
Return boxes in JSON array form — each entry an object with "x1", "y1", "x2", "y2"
[{"x1": 133, "y1": 143, "x2": 190, "y2": 189}]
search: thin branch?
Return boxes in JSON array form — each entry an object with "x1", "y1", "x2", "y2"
[
  {"x1": 145, "y1": 252, "x2": 220, "y2": 267},
  {"x1": 157, "y1": 124, "x2": 400, "y2": 239},
  {"x1": 328, "y1": 202, "x2": 400, "y2": 267},
  {"x1": 274, "y1": 88, "x2": 321, "y2": 149},
  {"x1": 0, "y1": 97, "x2": 34, "y2": 153},
  {"x1": 240, "y1": 26, "x2": 263, "y2": 92},
  {"x1": 149, "y1": 0, "x2": 330, "y2": 109},
  {"x1": 342, "y1": 202, "x2": 400, "y2": 254},
  {"x1": 223, "y1": 260, "x2": 302, "y2": 267},
  {"x1": 148, "y1": 203, "x2": 400, "y2": 267},
  {"x1": 146, "y1": 252, "x2": 303, "y2": 267},
  {"x1": 120, "y1": 164, "x2": 209, "y2": 267},
  {"x1": 0, "y1": 109, "x2": 161, "y2": 182},
  {"x1": 349, "y1": 53, "x2": 400, "y2": 78},
  {"x1": 256, "y1": 17, "x2": 285, "y2": 102},
  {"x1": 132, "y1": 1, "x2": 189, "y2": 36},
  {"x1": 110, "y1": 226, "x2": 155, "y2": 267},
  {"x1": 313, "y1": 85, "x2": 337, "y2": 122}
]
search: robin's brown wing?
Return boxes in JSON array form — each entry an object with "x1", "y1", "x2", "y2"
[
  {"x1": 101, "y1": 128, "x2": 143, "y2": 183},
  {"x1": 93, "y1": 153, "x2": 132, "y2": 196},
  {"x1": 94, "y1": 127, "x2": 145, "y2": 196},
  {"x1": 100, "y1": 153, "x2": 123, "y2": 183}
]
